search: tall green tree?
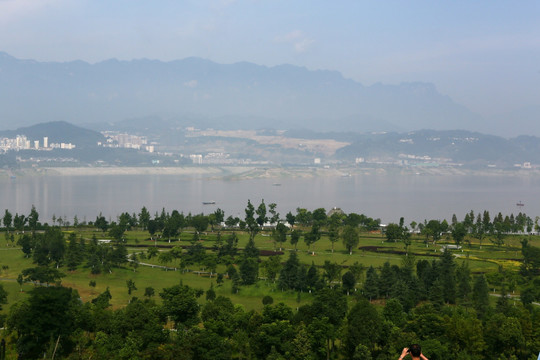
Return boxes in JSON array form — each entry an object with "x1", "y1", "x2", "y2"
[
  {"x1": 138, "y1": 206, "x2": 151, "y2": 230},
  {"x1": 472, "y1": 211, "x2": 490, "y2": 248},
  {"x1": 191, "y1": 214, "x2": 208, "y2": 240},
  {"x1": 311, "y1": 208, "x2": 327, "y2": 227},
  {"x1": 272, "y1": 222, "x2": 288, "y2": 251},
  {"x1": 262, "y1": 255, "x2": 282, "y2": 283},
  {"x1": 32, "y1": 227, "x2": 66, "y2": 268},
  {"x1": 363, "y1": 266, "x2": 379, "y2": 300},
  {"x1": 239, "y1": 257, "x2": 259, "y2": 285},
  {"x1": 255, "y1": 200, "x2": 268, "y2": 229},
  {"x1": 278, "y1": 252, "x2": 300, "y2": 291},
  {"x1": 290, "y1": 229, "x2": 301, "y2": 251},
  {"x1": 451, "y1": 222, "x2": 467, "y2": 247},
  {"x1": 383, "y1": 298, "x2": 406, "y2": 327},
  {"x1": 239, "y1": 236, "x2": 259, "y2": 285},
  {"x1": 327, "y1": 212, "x2": 343, "y2": 253},
  {"x1": 378, "y1": 261, "x2": 396, "y2": 298},
  {"x1": 425, "y1": 219, "x2": 444, "y2": 244},
  {"x1": 94, "y1": 213, "x2": 109, "y2": 233},
  {"x1": 28, "y1": 205, "x2": 39, "y2": 233},
  {"x1": 295, "y1": 208, "x2": 312, "y2": 227},
  {"x1": 323, "y1": 260, "x2": 342, "y2": 287},
  {"x1": 126, "y1": 279, "x2": 137, "y2": 295},
  {"x1": 3, "y1": 209, "x2": 12, "y2": 232},
  {"x1": 342, "y1": 271, "x2": 356, "y2": 295},
  {"x1": 65, "y1": 233, "x2": 83, "y2": 271},
  {"x1": 385, "y1": 223, "x2": 402, "y2": 242},
  {"x1": 13, "y1": 213, "x2": 27, "y2": 233},
  {"x1": 164, "y1": 210, "x2": 185, "y2": 242},
  {"x1": 439, "y1": 249, "x2": 456, "y2": 304},
  {"x1": 472, "y1": 275, "x2": 490, "y2": 319},
  {"x1": 304, "y1": 224, "x2": 321, "y2": 255},
  {"x1": 456, "y1": 262, "x2": 472, "y2": 305},
  {"x1": 285, "y1": 211, "x2": 296, "y2": 228},
  {"x1": 244, "y1": 200, "x2": 259, "y2": 240},
  {"x1": 342, "y1": 225, "x2": 360, "y2": 255}
]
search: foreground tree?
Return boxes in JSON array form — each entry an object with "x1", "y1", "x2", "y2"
[
  {"x1": 0, "y1": 284, "x2": 7, "y2": 311},
  {"x1": 343, "y1": 299, "x2": 382, "y2": 358},
  {"x1": 160, "y1": 284, "x2": 201, "y2": 329},
  {"x1": 8, "y1": 286, "x2": 86, "y2": 359}
]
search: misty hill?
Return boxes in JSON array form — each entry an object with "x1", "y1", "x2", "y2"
[
  {"x1": 335, "y1": 130, "x2": 540, "y2": 166},
  {"x1": 0, "y1": 121, "x2": 104, "y2": 148},
  {"x1": 0, "y1": 52, "x2": 483, "y2": 133}
]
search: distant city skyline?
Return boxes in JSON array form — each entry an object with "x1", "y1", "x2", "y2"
[{"x1": 1, "y1": 0, "x2": 538, "y2": 126}]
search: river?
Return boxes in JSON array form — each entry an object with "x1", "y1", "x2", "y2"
[{"x1": 1, "y1": 171, "x2": 538, "y2": 224}]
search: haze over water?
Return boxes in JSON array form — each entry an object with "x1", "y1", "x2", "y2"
[{"x1": 1, "y1": 173, "x2": 538, "y2": 225}]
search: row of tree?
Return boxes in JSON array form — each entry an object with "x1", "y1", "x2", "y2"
[
  {"x1": 4, "y1": 205, "x2": 536, "y2": 253},
  {"x1": 386, "y1": 210, "x2": 537, "y2": 249}
]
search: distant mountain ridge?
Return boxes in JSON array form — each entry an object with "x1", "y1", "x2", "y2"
[
  {"x1": 0, "y1": 51, "x2": 483, "y2": 133},
  {"x1": 0, "y1": 121, "x2": 104, "y2": 148},
  {"x1": 335, "y1": 129, "x2": 540, "y2": 166}
]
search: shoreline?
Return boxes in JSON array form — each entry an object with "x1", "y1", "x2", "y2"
[{"x1": 1, "y1": 166, "x2": 540, "y2": 179}]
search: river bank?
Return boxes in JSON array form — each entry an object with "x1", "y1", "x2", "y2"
[{"x1": 2, "y1": 165, "x2": 540, "y2": 179}]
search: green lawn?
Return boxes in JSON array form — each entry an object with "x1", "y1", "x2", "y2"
[{"x1": 0, "y1": 226, "x2": 535, "y2": 317}]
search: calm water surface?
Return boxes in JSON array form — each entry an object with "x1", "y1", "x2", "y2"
[{"x1": 1, "y1": 173, "x2": 539, "y2": 224}]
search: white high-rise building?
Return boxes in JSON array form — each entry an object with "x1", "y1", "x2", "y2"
[
  {"x1": 43, "y1": 137, "x2": 48, "y2": 148},
  {"x1": 34, "y1": 140, "x2": 39, "y2": 149}
]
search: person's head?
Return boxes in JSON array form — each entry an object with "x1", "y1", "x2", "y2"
[{"x1": 409, "y1": 344, "x2": 421, "y2": 357}]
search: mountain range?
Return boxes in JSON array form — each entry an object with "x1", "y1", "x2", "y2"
[{"x1": 0, "y1": 51, "x2": 487, "y2": 134}]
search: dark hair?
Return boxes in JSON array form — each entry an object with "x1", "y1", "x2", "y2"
[{"x1": 409, "y1": 344, "x2": 421, "y2": 357}]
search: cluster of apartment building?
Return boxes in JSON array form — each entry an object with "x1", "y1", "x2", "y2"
[
  {"x1": 188, "y1": 152, "x2": 269, "y2": 165},
  {"x1": 99, "y1": 132, "x2": 154, "y2": 153},
  {"x1": 0, "y1": 135, "x2": 75, "y2": 152}
]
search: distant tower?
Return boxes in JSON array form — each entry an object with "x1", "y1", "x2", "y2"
[
  {"x1": 43, "y1": 137, "x2": 48, "y2": 148},
  {"x1": 34, "y1": 140, "x2": 39, "y2": 149}
]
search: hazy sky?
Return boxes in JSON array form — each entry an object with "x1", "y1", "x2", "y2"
[{"x1": 1, "y1": 0, "x2": 539, "y2": 118}]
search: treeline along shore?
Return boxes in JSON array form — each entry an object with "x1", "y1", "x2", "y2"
[{"x1": 0, "y1": 201, "x2": 540, "y2": 359}]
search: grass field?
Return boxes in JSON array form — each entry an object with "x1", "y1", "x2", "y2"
[{"x1": 0, "y1": 226, "x2": 536, "y2": 316}]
